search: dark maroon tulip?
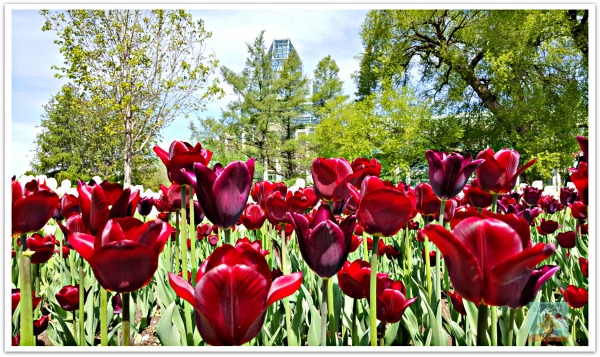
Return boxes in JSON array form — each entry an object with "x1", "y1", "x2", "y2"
[
  {"x1": 421, "y1": 249, "x2": 437, "y2": 266},
  {"x1": 264, "y1": 191, "x2": 291, "y2": 225},
  {"x1": 154, "y1": 141, "x2": 212, "y2": 185},
  {"x1": 560, "y1": 187, "x2": 578, "y2": 206},
  {"x1": 337, "y1": 260, "x2": 380, "y2": 299},
  {"x1": 578, "y1": 257, "x2": 588, "y2": 278},
  {"x1": 415, "y1": 183, "x2": 441, "y2": 217},
  {"x1": 426, "y1": 150, "x2": 484, "y2": 200},
  {"x1": 447, "y1": 291, "x2": 466, "y2": 315},
  {"x1": 559, "y1": 285, "x2": 588, "y2": 308},
  {"x1": 197, "y1": 223, "x2": 217, "y2": 239},
  {"x1": 347, "y1": 157, "x2": 382, "y2": 189},
  {"x1": 374, "y1": 275, "x2": 417, "y2": 323},
  {"x1": 182, "y1": 159, "x2": 255, "y2": 230},
  {"x1": 234, "y1": 237, "x2": 269, "y2": 257},
  {"x1": 12, "y1": 289, "x2": 41, "y2": 313},
  {"x1": 168, "y1": 243, "x2": 302, "y2": 346},
  {"x1": 423, "y1": 217, "x2": 555, "y2": 307},
  {"x1": 112, "y1": 293, "x2": 122, "y2": 314},
  {"x1": 557, "y1": 231, "x2": 576, "y2": 249},
  {"x1": 576, "y1": 136, "x2": 588, "y2": 162},
  {"x1": 579, "y1": 223, "x2": 588, "y2": 236},
  {"x1": 12, "y1": 180, "x2": 59, "y2": 234},
  {"x1": 464, "y1": 179, "x2": 494, "y2": 208},
  {"x1": 208, "y1": 234, "x2": 219, "y2": 246},
  {"x1": 311, "y1": 157, "x2": 353, "y2": 201},
  {"x1": 287, "y1": 204, "x2": 356, "y2": 278},
  {"x1": 11, "y1": 335, "x2": 19, "y2": 346},
  {"x1": 137, "y1": 197, "x2": 155, "y2": 217},
  {"x1": 366, "y1": 237, "x2": 387, "y2": 256},
  {"x1": 60, "y1": 193, "x2": 81, "y2": 220},
  {"x1": 569, "y1": 161, "x2": 588, "y2": 205},
  {"x1": 538, "y1": 195, "x2": 563, "y2": 214},
  {"x1": 55, "y1": 245, "x2": 70, "y2": 259},
  {"x1": 569, "y1": 201, "x2": 587, "y2": 220},
  {"x1": 349, "y1": 176, "x2": 415, "y2": 237},
  {"x1": 240, "y1": 203, "x2": 266, "y2": 231},
  {"x1": 250, "y1": 181, "x2": 287, "y2": 210},
  {"x1": 33, "y1": 315, "x2": 49, "y2": 336},
  {"x1": 433, "y1": 199, "x2": 457, "y2": 223},
  {"x1": 511, "y1": 265, "x2": 559, "y2": 308},
  {"x1": 536, "y1": 218, "x2": 560, "y2": 235},
  {"x1": 25, "y1": 233, "x2": 56, "y2": 264},
  {"x1": 522, "y1": 186, "x2": 543, "y2": 206},
  {"x1": 55, "y1": 285, "x2": 86, "y2": 311},
  {"x1": 350, "y1": 235, "x2": 363, "y2": 253},
  {"x1": 270, "y1": 268, "x2": 284, "y2": 281},
  {"x1": 70, "y1": 217, "x2": 173, "y2": 293},
  {"x1": 354, "y1": 222, "x2": 364, "y2": 236},
  {"x1": 475, "y1": 148, "x2": 536, "y2": 194}
]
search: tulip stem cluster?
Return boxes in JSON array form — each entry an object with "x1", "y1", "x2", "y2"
[
  {"x1": 19, "y1": 236, "x2": 35, "y2": 346},
  {"x1": 477, "y1": 304, "x2": 489, "y2": 346},
  {"x1": 122, "y1": 292, "x2": 131, "y2": 346},
  {"x1": 78, "y1": 266, "x2": 85, "y2": 346},
  {"x1": 100, "y1": 288, "x2": 108, "y2": 346},
  {"x1": 180, "y1": 187, "x2": 194, "y2": 347},
  {"x1": 321, "y1": 277, "x2": 329, "y2": 346},
  {"x1": 369, "y1": 235, "x2": 380, "y2": 346}
]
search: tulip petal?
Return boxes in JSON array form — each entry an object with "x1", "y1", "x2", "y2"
[
  {"x1": 304, "y1": 221, "x2": 349, "y2": 278},
  {"x1": 509, "y1": 157, "x2": 537, "y2": 189},
  {"x1": 266, "y1": 272, "x2": 303, "y2": 306},
  {"x1": 212, "y1": 161, "x2": 253, "y2": 229},
  {"x1": 168, "y1": 272, "x2": 198, "y2": 309},
  {"x1": 264, "y1": 191, "x2": 290, "y2": 225},
  {"x1": 358, "y1": 188, "x2": 413, "y2": 237},
  {"x1": 12, "y1": 190, "x2": 60, "y2": 234},
  {"x1": 423, "y1": 224, "x2": 483, "y2": 304},
  {"x1": 134, "y1": 219, "x2": 172, "y2": 254},
  {"x1": 153, "y1": 145, "x2": 171, "y2": 168},
  {"x1": 90, "y1": 185, "x2": 109, "y2": 236},
  {"x1": 109, "y1": 189, "x2": 131, "y2": 219},
  {"x1": 70, "y1": 232, "x2": 96, "y2": 262}
]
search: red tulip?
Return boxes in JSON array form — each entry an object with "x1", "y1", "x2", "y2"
[
  {"x1": 556, "y1": 231, "x2": 576, "y2": 249},
  {"x1": 11, "y1": 289, "x2": 41, "y2": 313},
  {"x1": 522, "y1": 185, "x2": 543, "y2": 206},
  {"x1": 286, "y1": 188, "x2": 317, "y2": 213},
  {"x1": 168, "y1": 243, "x2": 302, "y2": 345},
  {"x1": 447, "y1": 291, "x2": 466, "y2": 315},
  {"x1": 208, "y1": 234, "x2": 219, "y2": 246},
  {"x1": 350, "y1": 235, "x2": 363, "y2": 253},
  {"x1": 182, "y1": 159, "x2": 255, "y2": 229},
  {"x1": 578, "y1": 257, "x2": 588, "y2": 278},
  {"x1": 559, "y1": 285, "x2": 588, "y2": 308},
  {"x1": 347, "y1": 157, "x2": 382, "y2": 189},
  {"x1": 197, "y1": 223, "x2": 217, "y2": 239},
  {"x1": 55, "y1": 285, "x2": 86, "y2": 311},
  {"x1": 55, "y1": 245, "x2": 70, "y2": 259},
  {"x1": 250, "y1": 181, "x2": 287, "y2": 209},
  {"x1": 25, "y1": 233, "x2": 56, "y2": 264},
  {"x1": 569, "y1": 201, "x2": 587, "y2": 220},
  {"x1": 264, "y1": 191, "x2": 293, "y2": 225},
  {"x1": 425, "y1": 150, "x2": 484, "y2": 200},
  {"x1": 311, "y1": 157, "x2": 353, "y2": 201},
  {"x1": 33, "y1": 315, "x2": 49, "y2": 336},
  {"x1": 12, "y1": 179, "x2": 59, "y2": 234},
  {"x1": 421, "y1": 249, "x2": 437, "y2": 266},
  {"x1": 348, "y1": 176, "x2": 415, "y2": 237},
  {"x1": 415, "y1": 183, "x2": 441, "y2": 217},
  {"x1": 576, "y1": 136, "x2": 588, "y2": 162},
  {"x1": 60, "y1": 193, "x2": 81, "y2": 220},
  {"x1": 70, "y1": 218, "x2": 173, "y2": 293},
  {"x1": 569, "y1": 161, "x2": 588, "y2": 205},
  {"x1": 234, "y1": 237, "x2": 269, "y2": 257},
  {"x1": 374, "y1": 276, "x2": 417, "y2": 323},
  {"x1": 536, "y1": 218, "x2": 560, "y2": 235},
  {"x1": 511, "y1": 265, "x2": 559, "y2": 308},
  {"x1": 475, "y1": 148, "x2": 536, "y2": 194},
  {"x1": 423, "y1": 217, "x2": 555, "y2": 307},
  {"x1": 433, "y1": 199, "x2": 457, "y2": 223},
  {"x1": 366, "y1": 237, "x2": 387, "y2": 256},
  {"x1": 287, "y1": 204, "x2": 356, "y2": 278},
  {"x1": 464, "y1": 180, "x2": 494, "y2": 208},
  {"x1": 337, "y1": 260, "x2": 375, "y2": 299},
  {"x1": 240, "y1": 203, "x2": 266, "y2": 230},
  {"x1": 153, "y1": 141, "x2": 212, "y2": 185}
]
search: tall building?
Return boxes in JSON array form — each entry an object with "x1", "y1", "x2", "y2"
[{"x1": 268, "y1": 38, "x2": 299, "y2": 72}]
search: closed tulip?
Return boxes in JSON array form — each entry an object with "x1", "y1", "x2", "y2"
[
  {"x1": 560, "y1": 187, "x2": 577, "y2": 206},
  {"x1": 137, "y1": 197, "x2": 155, "y2": 217},
  {"x1": 374, "y1": 276, "x2": 417, "y2": 323},
  {"x1": 415, "y1": 183, "x2": 441, "y2": 217},
  {"x1": 425, "y1": 150, "x2": 484, "y2": 200},
  {"x1": 557, "y1": 231, "x2": 576, "y2": 249},
  {"x1": 522, "y1": 186, "x2": 543, "y2": 206},
  {"x1": 337, "y1": 260, "x2": 375, "y2": 299},
  {"x1": 287, "y1": 204, "x2": 356, "y2": 278},
  {"x1": 569, "y1": 201, "x2": 587, "y2": 220},
  {"x1": 464, "y1": 179, "x2": 494, "y2": 208},
  {"x1": 153, "y1": 141, "x2": 212, "y2": 185},
  {"x1": 578, "y1": 257, "x2": 588, "y2": 278},
  {"x1": 70, "y1": 217, "x2": 173, "y2": 293},
  {"x1": 569, "y1": 162, "x2": 588, "y2": 205},
  {"x1": 182, "y1": 159, "x2": 255, "y2": 230},
  {"x1": 423, "y1": 217, "x2": 555, "y2": 307},
  {"x1": 55, "y1": 285, "x2": 86, "y2": 312},
  {"x1": 311, "y1": 157, "x2": 353, "y2": 201},
  {"x1": 12, "y1": 179, "x2": 59, "y2": 234},
  {"x1": 559, "y1": 285, "x2": 588, "y2": 308},
  {"x1": 475, "y1": 148, "x2": 536, "y2": 194},
  {"x1": 240, "y1": 203, "x2": 266, "y2": 230},
  {"x1": 168, "y1": 243, "x2": 302, "y2": 345}
]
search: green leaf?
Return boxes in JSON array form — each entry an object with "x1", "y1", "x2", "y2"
[
  {"x1": 50, "y1": 310, "x2": 78, "y2": 346},
  {"x1": 384, "y1": 320, "x2": 400, "y2": 346},
  {"x1": 156, "y1": 301, "x2": 185, "y2": 346},
  {"x1": 517, "y1": 293, "x2": 542, "y2": 346}
]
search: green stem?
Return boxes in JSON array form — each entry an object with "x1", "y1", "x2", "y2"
[
  {"x1": 362, "y1": 233, "x2": 368, "y2": 261},
  {"x1": 69, "y1": 244, "x2": 75, "y2": 285},
  {"x1": 59, "y1": 237, "x2": 64, "y2": 285},
  {"x1": 174, "y1": 212, "x2": 180, "y2": 274},
  {"x1": 189, "y1": 189, "x2": 197, "y2": 283},
  {"x1": 19, "y1": 237, "x2": 35, "y2": 346},
  {"x1": 405, "y1": 223, "x2": 412, "y2": 279},
  {"x1": 477, "y1": 304, "x2": 489, "y2": 346},
  {"x1": 435, "y1": 199, "x2": 446, "y2": 334},
  {"x1": 491, "y1": 193, "x2": 498, "y2": 214},
  {"x1": 507, "y1": 308, "x2": 515, "y2": 346},
  {"x1": 78, "y1": 265, "x2": 85, "y2": 346},
  {"x1": 380, "y1": 323, "x2": 386, "y2": 346},
  {"x1": 351, "y1": 298, "x2": 358, "y2": 346},
  {"x1": 424, "y1": 235, "x2": 433, "y2": 300},
  {"x1": 122, "y1": 292, "x2": 131, "y2": 346},
  {"x1": 321, "y1": 277, "x2": 329, "y2": 346},
  {"x1": 369, "y1": 235, "x2": 380, "y2": 346},
  {"x1": 224, "y1": 228, "x2": 231, "y2": 245},
  {"x1": 490, "y1": 306, "x2": 497, "y2": 346},
  {"x1": 181, "y1": 186, "x2": 193, "y2": 346},
  {"x1": 327, "y1": 278, "x2": 336, "y2": 345},
  {"x1": 100, "y1": 288, "x2": 108, "y2": 346},
  {"x1": 280, "y1": 226, "x2": 293, "y2": 345}
]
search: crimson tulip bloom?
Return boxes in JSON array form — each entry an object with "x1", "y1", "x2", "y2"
[
  {"x1": 578, "y1": 257, "x2": 588, "y2": 278},
  {"x1": 168, "y1": 243, "x2": 302, "y2": 346},
  {"x1": 70, "y1": 217, "x2": 173, "y2": 293},
  {"x1": 338, "y1": 260, "x2": 374, "y2": 299},
  {"x1": 423, "y1": 217, "x2": 555, "y2": 307},
  {"x1": 475, "y1": 148, "x2": 536, "y2": 194},
  {"x1": 464, "y1": 180, "x2": 494, "y2": 208},
  {"x1": 569, "y1": 161, "x2": 588, "y2": 205},
  {"x1": 154, "y1": 141, "x2": 212, "y2": 185},
  {"x1": 447, "y1": 291, "x2": 466, "y2": 315},
  {"x1": 311, "y1": 157, "x2": 353, "y2": 201},
  {"x1": 348, "y1": 176, "x2": 415, "y2": 237},
  {"x1": 286, "y1": 188, "x2": 318, "y2": 213},
  {"x1": 522, "y1": 186, "x2": 543, "y2": 206},
  {"x1": 182, "y1": 159, "x2": 255, "y2": 230},
  {"x1": 536, "y1": 218, "x2": 560, "y2": 235},
  {"x1": 33, "y1": 315, "x2": 49, "y2": 336},
  {"x1": 350, "y1": 235, "x2": 363, "y2": 253},
  {"x1": 240, "y1": 203, "x2": 266, "y2": 230},
  {"x1": 347, "y1": 157, "x2": 382, "y2": 189},
  {"x1": 55, "y1": 285, "x2": 86, "y2": 311},
  {"x1": 250, "y1": 181, "x2": 287, "y2": 209},
  {"x1": 374, "y1": 276, "x2": 417, "y2": 323},
  {"x1": 60, "y1": 193, "x2": 81, "y2": 220},
  {"x1": 560, "y1": 285, "x2": 588, "y2": 308},
  {"x1": 425, "y1": 150, "x2": 484, "y2": 200},
  {"x1": 11, "y1": 289, "x2": 41, "y2": 313},
  {"x1": 25, "y1": 233, "x2": 56, "y2": 264},
  {"x1": 569, "y1": 201, "x2": 587, "y2": 220},
  {"x1": 415, "y1": 183, "x2": 441, "y2": 217},
  {"x1": 12, "y1": 180, "x2": 59, "y2": 234},
  {"x1": 556, "y1": 231, "x2": 576, "y2": 249},
  {"x1": 287, "y1": 204, "x2": 356, "y2": 278}
]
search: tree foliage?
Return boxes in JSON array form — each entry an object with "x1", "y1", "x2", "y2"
[
  {"x1": 41, "y1": 9, "x2": 222, "y2": 184},
  {"x1": 311, "y1": 55, "x2": 347, "y2": 120},
  {"x1": 355, "y1": 10, "x2": 588, "y2": 180}
]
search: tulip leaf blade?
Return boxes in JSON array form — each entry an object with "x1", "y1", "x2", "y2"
[
  {"x1": 516, "y1": 293, "x2": 542, "y2": 346},
  {"x1": 156, "y1": 301, "x2": 184, "y2": 346},
  {"x1": 49, "y1": 310, "x2": 78, "y2": 346},
  {"x1": 384, "y1": 320, "x2": 400, "y2": 345},
  {"x1": 290, "y1": 285, "x2": 306, "y2": 346},
  {"x1": 402, "y1": 305, "x2": 423, "y2": 346}
]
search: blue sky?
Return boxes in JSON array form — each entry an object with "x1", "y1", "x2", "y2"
[{"x1": 9, "y1": 7, "x2": 369, "y2": 177}]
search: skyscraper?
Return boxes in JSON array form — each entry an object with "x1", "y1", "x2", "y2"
[{"x1": 268, "y1": 38, "x2": 300, "y2": 72}]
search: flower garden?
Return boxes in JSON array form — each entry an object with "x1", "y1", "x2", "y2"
[{"x1": 10, "y1": 137, "x2": 590, "y2": 348}]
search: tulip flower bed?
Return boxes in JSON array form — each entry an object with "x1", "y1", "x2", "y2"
[{"x1": 9, "y1": 137, "x2": 590, "y2": 348}]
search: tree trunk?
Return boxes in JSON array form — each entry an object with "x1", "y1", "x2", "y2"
[{"x1": 123, "y1": 106, "x2": 134, "y2": 186}]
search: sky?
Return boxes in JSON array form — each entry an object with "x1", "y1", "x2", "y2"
[{"x1": 8, "y1": 7, "x2": 369, "y2": 178}]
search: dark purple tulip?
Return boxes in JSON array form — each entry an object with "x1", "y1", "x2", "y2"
[
  {"x1": 182, "y1": 159, "x2": 255, "y2": 230},
  {"x1": 112, "y1": 293, "x2": 122, "y2": 314},
  {"x1": 522, "y1": 186, "x2": 543, "y2": 206},
  {"x1": 511, "y1": 265, "x2": 559, "y2": 308},
  {"x1": 425, "y1": 150, "x2": 484, "y2": 200},
  {"x1": 153, "y1": 141, "x2": 212, "y2": 185},
  {"x1": 137, "y1": 197, "x2": 155, "y2": 217},
  {"x1": 476, "y1": 148, "x2": 536, "y2": 194},
  {"x1": 536, "y1": 218, "x2": 560, "y2": 235},
  {"x1": 287, "y1": 204, "x2": 356, "y2": 278},
  {"x1": 557, "y1": 231, "x2": 576, "y2": 249},
  {"x1": 55, "y1": 285, "x2": 86, "y2": 311},
  {"x1": 12, "y1": 180, "x2": 59, "y2": 234},
  {"x1": 560, "y1": 187, "x2": 578, "y2": 206}
]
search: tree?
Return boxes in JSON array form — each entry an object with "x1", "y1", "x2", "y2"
[
  {"x1": 311, "y1": 55, "x2": 347, "y2": 120},
  {"x1": 41, "y1": 10, "x2": 222, "y2": 185},
  {"x1": 355, "y1": 10, "x2": 588, "y2": 180}
]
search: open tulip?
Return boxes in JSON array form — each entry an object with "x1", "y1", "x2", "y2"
[
  {"x1": 168, "y1": 243, "x2": 302, "y2": 346},
  {"x1": 569, "y1": 161, "x2": 588, "y2": 205},
  {"x1": 69, "y1": 217, "x2": 173, "y2": 293},
  {"x1": 24, "y1": 233, "x2": 56, "y2": 264},
  {"x1": 511, "y1": 265, "x2": 559, "y2": 308},
  {"x1": 337, "y1": 260, "x2": 378, "y2": 299},
  {"x1": 522, "y1": 186, "x2": 543, "y2": 206},
  {"x1": 182, "y1": 159, "x2": 255, "y2": 230},
  {"x1": 536, "y1": 218, "x2": 560, "y2": 235},
  {"x1": 287, "y1": 204, "x2": 356, "y2": 278},
  {"x1": 425, "y1": 150, "x2": 484, "y2": 200},
  {"x1": 559, "y1": 285, "x2": 588, "y2": 308},
  {"x1": 12, "y1": 179, "x2": 59, "y2": 234},
  {"x1": 475, "y1": 148, "x2": 536, "y2": 194},
  {"x1": 374, "y1": 276, "x2": 417, "y2": 323},
  {"x1": 250, "y1": 181, "x2": 287, "y2": 209},
  {"x1": 423, "y1": 217, "x2": 555, "y2": 307},
  {"x1": 240, "y1": 203, "x2": 266, "y2": 230},
  {"x1": 311, "y1": 157, "x2": 353, "y2": 201},
  {"x1": 153, "y1": 141, "x2": 212, "y2": 185},
  {"x1": 347, "y1": 157, "x2": 382, "y2": 189}
]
